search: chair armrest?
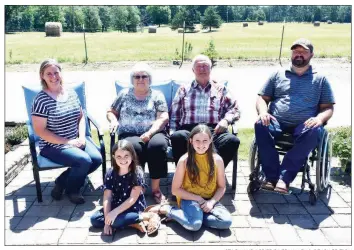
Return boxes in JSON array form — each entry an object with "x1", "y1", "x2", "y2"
[
  {"x1": 26, "y1": 121, "x2": 39, "y2": 166},
  {"x1": 230, "y1": 121, "x2": 238, "y2": 135},
  {"x1": 87, "y1": 113, "x2": 104, "y2": 137}
]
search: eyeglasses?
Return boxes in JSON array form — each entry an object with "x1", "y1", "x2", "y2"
[{"x1": 133, "y1": 75, "x2": 149, "y2": 80}]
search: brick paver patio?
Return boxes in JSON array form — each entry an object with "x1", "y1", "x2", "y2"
[{"x1": 5, "y1": 160, "x2": 352, "y2": 245}]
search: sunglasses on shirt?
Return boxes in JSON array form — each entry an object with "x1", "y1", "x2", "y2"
[{"x1": 133, "y1": 75, "x2": 149, "y2": 80}]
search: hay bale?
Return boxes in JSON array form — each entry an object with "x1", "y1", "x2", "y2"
[
  {"x1": 314, "y1": 21, "x2": 320, "y2": 27},
  {"x1": 148, "y1": 26, "x2": 157, "y2": 33},
  {"x1": 327, "y1": 20, "x2": 332, "y2": 24},
  {"x1": 177, "y1": 28, "x2": 184, "y2": 33},
  {"x1": 45, "y1": 22, "x2": 62, "y2": 37},
  {"x1": 243, "y1": 23, "x2": 248, "y2": 27},
  {"x1": 258, "y1": 21, "x2": 264, "y2": 25}
]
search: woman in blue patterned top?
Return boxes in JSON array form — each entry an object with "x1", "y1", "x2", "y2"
[
  {"x1": 90, "y1": 140, "x2": 161, "y2": 235},
  {"x1": 107, "y1": 62, "x2": 169, "y2": 204},
  {"x1": 31, "y1": 59, "x2": 102, "y2": 204}
]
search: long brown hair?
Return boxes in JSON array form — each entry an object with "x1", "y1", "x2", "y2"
[
  {"x1": 112, "y1": 139, "x2": 140, "y2": 185},
  {"x1": 186, "y1": 124, "x2": 215, "y2": 185}
]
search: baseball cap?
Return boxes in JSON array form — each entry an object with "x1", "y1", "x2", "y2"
[{"x1": 290, "y1": 38, "x2": 314, "y2": 53}]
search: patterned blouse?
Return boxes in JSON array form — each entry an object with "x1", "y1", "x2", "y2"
[
  {"x1": 111, "y1": 88, "x2": 168, "y2": 135},
  {"x1": 104, "y1": 166, "x2": 147, "y2": 212}
]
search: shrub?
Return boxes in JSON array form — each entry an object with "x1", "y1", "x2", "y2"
[
  {"x1": 6, "y1": 125, "x2": 28, "y2": 146},
  {"x1": 174, "y1": 41, "x2": 193, "y2": 61},
  {"x1": 202, "y1": 39, "x2": 218, "y2": 67},
  {"x1": 331, "y1": 126, "x2": 351, "y2": 172}
]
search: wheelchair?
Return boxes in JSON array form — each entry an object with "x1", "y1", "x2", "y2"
[{"x1": 247, "y1": 128, "x2": 332, "y2": 205}]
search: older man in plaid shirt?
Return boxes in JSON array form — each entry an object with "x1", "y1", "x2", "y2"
[{"x1": 170, "y1": 54, "x2": 240, "y2": 168}]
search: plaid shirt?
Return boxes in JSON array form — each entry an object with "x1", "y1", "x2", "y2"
[{"x1": 170, "y1": 80, "x2": 240, "y2": 130}]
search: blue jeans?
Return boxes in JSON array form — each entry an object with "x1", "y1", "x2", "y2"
[
  {"x1": 254, "y1": 119, "x2": 322, "y2": 185},
  {"x1": 90, "y1": 208, "x2": 141, "y2": 229},
  {"x1": 166, "y1": 200, "x2": 232, "y2": 231},
  {"x1": 40, "y1": 136, "x2": 102, "y2": 194}
]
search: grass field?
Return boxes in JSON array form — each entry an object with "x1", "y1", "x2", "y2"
[{"x1": 5, "y1": 22, "x2": 351, "y2": 64}]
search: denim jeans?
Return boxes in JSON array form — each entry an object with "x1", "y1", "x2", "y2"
[
  {"x1": 254, "y1": 119, "x2": 323, "y2": 185},
  {"x1": 166, "y1": 199, "x2": 232, "y2": 231},
  {"x1": 90, "y1": 208, "x2": 141, "y2": 229},
  {"x1": 40, "y1": 136, "x2": 102, "y2": 194}
]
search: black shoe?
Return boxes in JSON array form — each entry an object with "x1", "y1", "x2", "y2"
[
  {"x1": 67, "y1": 193, "x2": 85, "y2": 204},
  {"x1": 51, "y1": 184, "x2": 64, "y2": 200}
]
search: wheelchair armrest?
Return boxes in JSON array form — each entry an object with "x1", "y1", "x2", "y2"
[{"x1": 26, "y1": 121, "x2": 39, "y2": 166}]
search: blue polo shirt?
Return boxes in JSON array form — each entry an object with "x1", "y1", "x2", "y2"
[{"x1": 259, "y1": 65, "x2": 335, "y2": 126}]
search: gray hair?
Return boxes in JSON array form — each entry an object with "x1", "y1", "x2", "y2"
[
  {"x1": 39, "y1": 58, "x2": 62, "y2": 89},
  {"x1": 130, "y1": 62, "x2": 153, "y2": 85},
  {"x1": 192, "y1": 54, "x2": 212, "y2": 70}
]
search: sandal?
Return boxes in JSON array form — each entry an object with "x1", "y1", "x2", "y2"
[
  {"x1": 274, "y1": 180, "x2": 290, "y2": 194},
  {"x1": 144, "y1": 203, "x2": 171, "y2": 215},
  {"x1": 146, "y1": 213, "x2": 161, "y2": 236},
  {"x1": 152, "y1": 190, "x2": 166, "y2": 204},
  {"x1": 129, "y1": 221, "x2": 147, "y2": 233}
]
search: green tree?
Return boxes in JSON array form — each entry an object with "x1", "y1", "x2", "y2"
[
  {"x1": 338, "y1": 6, "x2": 351, "y2": 23},
  {"x1": 62, "y1": 6, "x2": 84, "y2": 32},
  {"x1": 126, "y1": 6, "x2": 141, "y2": 32},
  {"x1": 146, "y1": 6, "x2": 171, "y2": 27},
  {"x1": 171, "y1": 6, "x2": 200, "y2": 30},
  {"x1": 201, "y1": 7, "x2": 222, "y2": 32},
  {"x1": 254, "y1": 9, "x2": 266, "y2": 21},
  {"x1": 33, "y1": 6, "x2": 65, "y2": 30},
  {"x1": 5, "y1": 5, "x2": 25, "y2": 29},
  {"x1": 169, "y1": 6, "x2": 180, "y2": 20},
  {"x1": 98, "y1": 6, "x2": 111, "y2": 31},
  {"x1": 110, "y1": 6, "x2": 128, "y2": 32},
  {"x1": 313, "y1": 6, "x2": 321, "y2": 22},
  {"x1": 82, "y1": 6, "x2": 102, "y2": 32},
  {"x1": 329, "y1": 6, "x2": 339, "y2": 22},
  {"x1": 20, "y1": 6, "x2": 34, "y2": 31}
]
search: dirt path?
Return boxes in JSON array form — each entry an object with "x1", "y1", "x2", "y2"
[{"x1": 5, "y1": 59, "x2": 351, "y2": 129}]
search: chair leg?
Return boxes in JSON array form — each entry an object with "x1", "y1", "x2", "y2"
[
  {"x1": 232, "y1": 153, "x2": 238, "y2": 190},
  {"x1": 33, "y1": 168, "x2": 42, "y2": 202},
  {"x1": 101, "y1": 151, "x2": 106, "y2": 181},
  {"x1": 110, "y1": 133, "x2": 116, "y2": 168}
]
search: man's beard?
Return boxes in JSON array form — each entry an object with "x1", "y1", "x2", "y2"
[{"x1": 292, "y1": 56, "x2": 311, "y2": 68}]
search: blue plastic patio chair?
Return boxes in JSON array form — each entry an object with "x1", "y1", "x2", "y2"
[{"x1": 22, "y1": 82, "x2": 106, "y2": 202}]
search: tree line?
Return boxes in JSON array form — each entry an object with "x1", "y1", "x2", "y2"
[{"x1": 5, "y1": 5, "x2": 352, "y2": 33}]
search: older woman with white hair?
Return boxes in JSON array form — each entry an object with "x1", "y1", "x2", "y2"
[{"x1": 107, "y1": 62, "x2": 169, "y2": 204}]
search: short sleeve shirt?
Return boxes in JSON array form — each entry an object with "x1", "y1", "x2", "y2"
[
  {"x1": 259, "y1": 65, "x2": 335, "y2": 126},
  {"x1": 111, "y1": 88, "x2": 168, "y2": 135},
  {"x1": 31, "y1": 89, "x2": 81, "y2": 150},
  {"x1": 104, "y1": 166, "x2": 147, "y2": 212}
]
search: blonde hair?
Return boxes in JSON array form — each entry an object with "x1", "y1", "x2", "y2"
[{"x1": 39, "y1": 58, "x2": 62, "y2": 89}]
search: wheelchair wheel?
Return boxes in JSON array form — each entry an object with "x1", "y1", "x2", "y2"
[
  {"x1": 316, "y1": 130, "x2": 332, "y2": 192},
  {"x1": 309, "y1": 191, "x2": 318, "y2": 205},
  {"x1": 247, "y1": 181, "x2": 260, "y2": 194},
  {"x1": 248, "y1": 137, "x2": 258, "y2": 172}
]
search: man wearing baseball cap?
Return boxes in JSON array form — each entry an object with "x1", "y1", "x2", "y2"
[{"x1": 254, "y1": 38, "x2": 335, "y2": 193}]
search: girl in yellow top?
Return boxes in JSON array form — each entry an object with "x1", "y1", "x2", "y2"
[{"x1": 149, "y1": 124, "x2": 232, "y2": 231}]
